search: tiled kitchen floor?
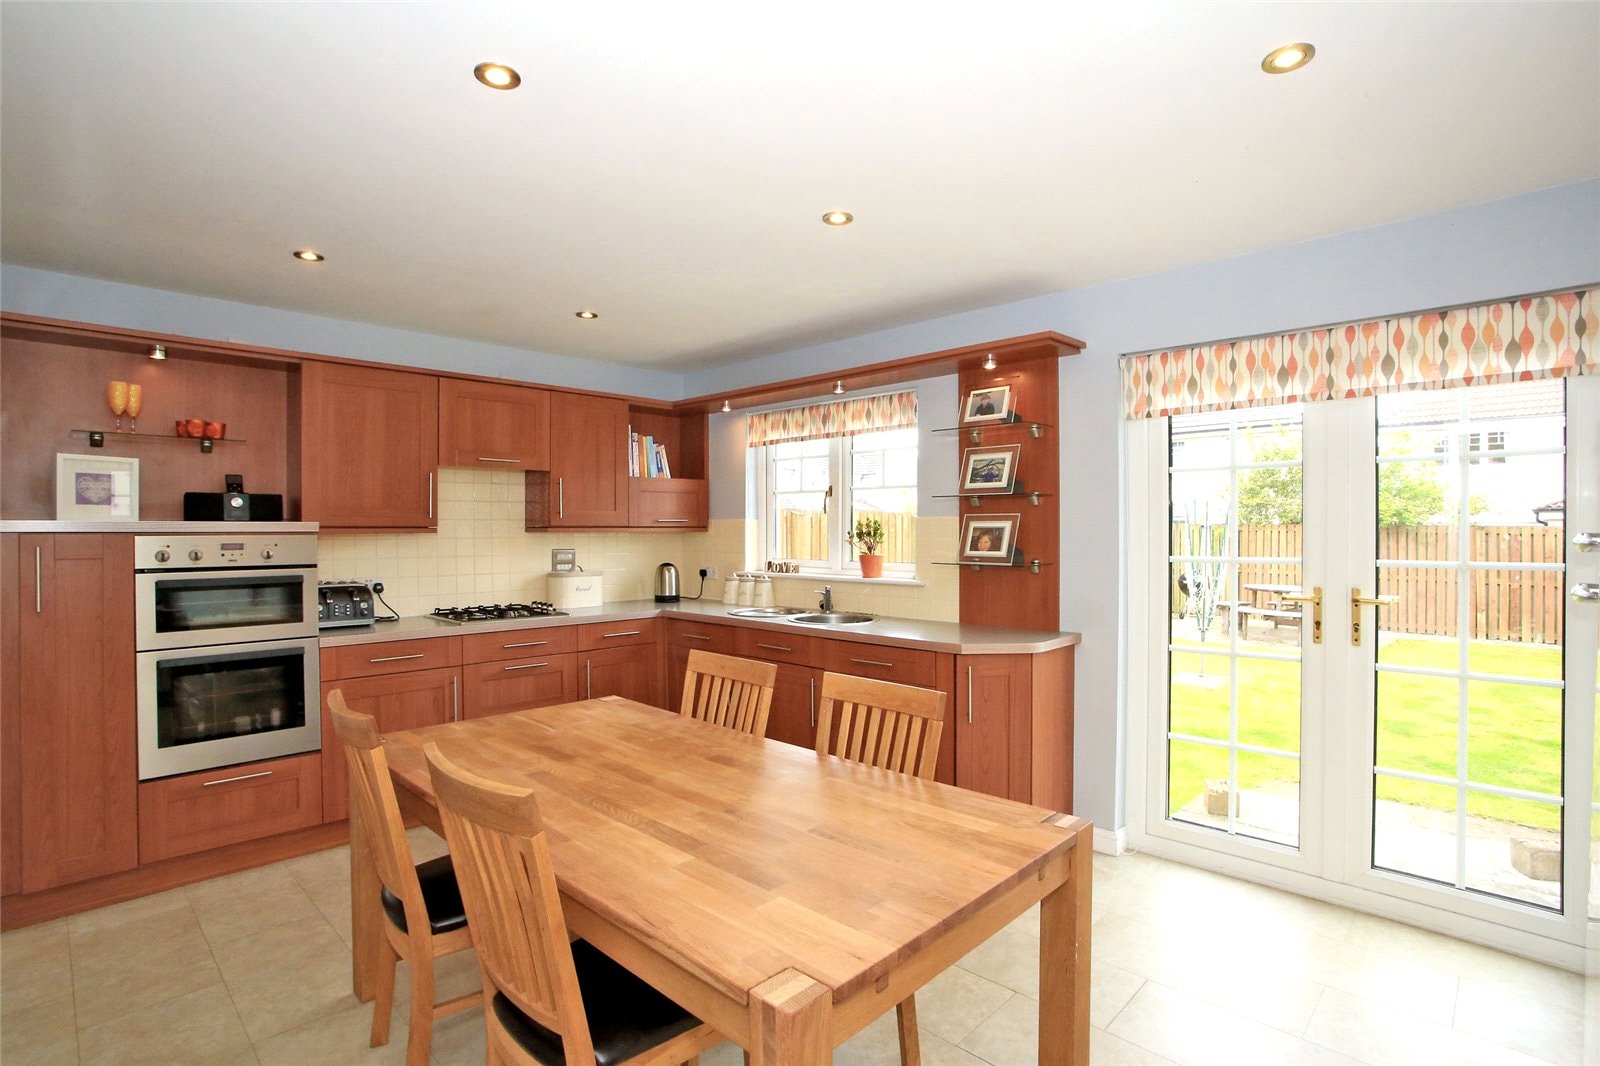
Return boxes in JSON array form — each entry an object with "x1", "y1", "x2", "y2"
[{"x1": 2, "y1": 832, "x2": 1589, "y2": 1065}]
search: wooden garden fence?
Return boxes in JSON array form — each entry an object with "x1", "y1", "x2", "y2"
[
  {"x1": 1171, "y1": 523, "x2": 1565, "y2": 645},
  {"x1": 778, "y1": 509, "x2": 916, "y2": 564}
]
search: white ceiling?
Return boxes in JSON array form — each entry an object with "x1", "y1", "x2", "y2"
[{"x1": 2, "y1": 2, "x2": 1596, "y2": 371}]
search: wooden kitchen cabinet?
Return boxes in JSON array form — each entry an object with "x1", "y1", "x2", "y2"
[
  {"x1": 319, "y1": 665, "x2": 460, "y2": 822},
  {"x1": 662, "y1": 619, "x2": 738, "y2": 711},
  {"x1": 4, "y1": 534, "x2": 139, "y2": 893},
  {"x1": 439, "y1": 378, "x2": 550, "y2": 471},
  {"x1": 463, "y1": 654, "x2": 580, "y2": 717},
  {"x1": 299, "y1": 362, "x2": 439, "y2": 530},
  {"x1": 628, "y1": 478, "x2": 707, "y2": 530},
  {"x1": 581, "y1": 645, "x2": 661, "y2": 706},
  {"x1": 763, "y1": 662, "x2": 821, "y2": 749},
  {"x1": 526, "y1": 394, "x2": 631, "y2": 528},
  {"x1": 952, "y1": 647, "x2": 1074, "y2": 811},
  {"x1": 138, "y1": 752, "x2": 322, "y2": 864}
]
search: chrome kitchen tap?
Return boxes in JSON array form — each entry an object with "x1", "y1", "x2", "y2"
[{"x1": 815, "y1": 585, "x2": 834, "y2": 612}]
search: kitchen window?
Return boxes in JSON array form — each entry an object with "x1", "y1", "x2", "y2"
[{"x1": 748, "y1": 391, "x2": 918, "y2": 578}]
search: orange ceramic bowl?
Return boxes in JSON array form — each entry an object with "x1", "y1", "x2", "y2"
[
  {"x1": 185, "y1": 418, "x2": 206, "y2": 438},
  {"x1": 203, "y1": 421, "x2": 226, "y2": 440},
  {"x1": 175, "y1": 420, "x2": 192, "y2": 437}
]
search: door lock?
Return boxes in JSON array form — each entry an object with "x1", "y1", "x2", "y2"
[
  {"x1": 1350, "y1": 588, "x2": 1400, "y2": 646},
  {"x1": 1278, "y1": 587, "x2": 1322, "y2": 644}
]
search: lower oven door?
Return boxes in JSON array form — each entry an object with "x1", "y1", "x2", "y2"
[{"x1": 136, "y1": 636, "x2": 321, "y2": 780}]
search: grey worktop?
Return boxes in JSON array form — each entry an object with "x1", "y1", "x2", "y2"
[
  {"x1": 319, "y1": 598, "x2": 1081, "y2": 655},
  {"x1": 0, "y1": 520, "x2": 319, "y2": 534}
]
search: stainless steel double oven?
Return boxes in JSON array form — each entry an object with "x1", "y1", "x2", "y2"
[{"x1": 134, "y1": 533, "x2": 320, "y2": 780}]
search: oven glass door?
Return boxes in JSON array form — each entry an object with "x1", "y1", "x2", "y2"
[
  {"x1": 136, "y1": 568, "x2": 317, "y2": 650},
  {"x1": 137, "y1": 637, "x2": 321, "y2": 779}
]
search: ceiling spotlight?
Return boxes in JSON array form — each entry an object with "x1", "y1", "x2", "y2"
[
  {"x1": 720, "y1": 400, "x2": 732, "y2": 413},
  {"x1": 821, "y1": 211, "x2": 854, "y2": 227},
  {"x1": 149, "y1": 344, "x2": 167, "y2": 361},
  {"x1": 982, "y1": 352, "x2": 997, "y2": 371},
  {"x1": 833, "y1": 381, "x2": 845, "y2": 395},
  {"x1": 1261, "y1": 43, "x2": 1315, "y2": 74},
  {"x1": 474, "y1": 62, "x2": 521, "y2": 90},
  {"x1": 575, "y1": 310, "x2": 599, "y2": 320},
  {"x1": 292, "y1": 249, "x2": 324, "y2": 262}
]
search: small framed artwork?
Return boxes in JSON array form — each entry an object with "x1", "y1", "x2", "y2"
[
  {"x1": 960, "y1": 513, "x2": 1019, "y2": 561},
  {"x1": 56, "y1": 453, "x2": 140, "y2": 521},
  {"x1": 960, "y1": 444, "x2": 1020, "y2": 493},
  {"x1": 961, "y1": 384, "x2": 1012, "y2": 424}
]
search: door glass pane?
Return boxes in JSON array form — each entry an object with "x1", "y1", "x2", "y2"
[
  {"x1": 1169, "y1": 404, "x2": 1303, "y2": 848},
  {"x1": 1373, "y1": 380, "x2": 1565, "y2": 911}
]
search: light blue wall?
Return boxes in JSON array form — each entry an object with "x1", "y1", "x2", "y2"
[
  {"x1": 0, "y1": 264, "x2": 685, "y2": 399},
  {"x1": 685, "y1": 179, "x2": 1600, "y2": 831}
]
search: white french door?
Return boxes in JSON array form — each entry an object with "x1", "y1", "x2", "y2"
[{"x1": 1128, "y1": 375, "x2": 1600, "y2": 962}]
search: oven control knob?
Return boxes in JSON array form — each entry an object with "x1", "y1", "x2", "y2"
[
  {"x1": 261, "y1": 548, "x2": 274, "y2": 560},
  {"x1": 154, "y1": 549, "x2": 171, "y2": 563},
  {"x1": 188, "y1": 549, "x2": 204, "y2": 562}
]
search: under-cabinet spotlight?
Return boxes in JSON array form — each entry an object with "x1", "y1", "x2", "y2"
[
  {"x1": 720, "y1": 399, "x2": 732, "y2": 413},
  {"x1": 149, "y1": 345, "x2": 167, "y2": 361},
  {"x1": 982, "y1": 352, "x2": 997, "y2": 370},
  {"x1": 833, "y1": 381, "x2": 845, "y2": 395}
]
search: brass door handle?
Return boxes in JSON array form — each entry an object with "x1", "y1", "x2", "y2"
[
  {"x1": 1278, "y1": 587, "x2": 1322, "y2": 644},
  {"x1": 1349, "y1": 589, "x2": 1400, "y2": 646}
]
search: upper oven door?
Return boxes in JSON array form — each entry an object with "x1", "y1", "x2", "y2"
[{"x1": 135, "y1": 567, "x2": 319, "y2": 650}]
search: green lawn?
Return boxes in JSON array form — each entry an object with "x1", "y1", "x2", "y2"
[{"x1": 1168, "y1": 638, "x2": 1563, "y2": 830}]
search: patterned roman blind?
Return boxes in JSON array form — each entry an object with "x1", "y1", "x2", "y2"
[
  {"x1": 1120, "y1": 287, "x2": 1597, "y2": 419},
  {"x1": 746, "y1": 390, "x2": 918, "y2": 447}
]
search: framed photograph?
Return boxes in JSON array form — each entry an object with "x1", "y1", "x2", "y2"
[
  {"x1": 960, "y1": 444, "x2": 1020, "y2": 493},
  {"x1": 55, "y1": 453, "x2": 139, "y2": 521},
  {"x1": 960, "y1": 513, "x2": 1019, "y2": 561},
  {"x1": 961, "y1": 384, "x2": 1012, "y2": 424}
]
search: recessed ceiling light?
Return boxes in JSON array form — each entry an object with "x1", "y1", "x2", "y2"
[
  {"x1": 292, "y1": 249, "x2": 324, "y2": 262},
  {"x1": 1261, "y1": 43, "x2": 1315, "y2": 74},
  {"x1": 474, "y1": 62, "x2": 521, "y2": 90},
  {"x1": 575, "y1": 310, "x2": 599, "y2": 320},
  {"x1": 821, "y1": 210, "x2": 854, "y2": 227}
]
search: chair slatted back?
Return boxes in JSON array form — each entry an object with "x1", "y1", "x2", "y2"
[
  {"x1": 815, "y1": 672, "x2": 947, "y2": 779},
  {"x1": 679, "y1": 650, "x2": 777, "y2": 737},
  {"x1": 328, "y1": 692, "x2": 423, "y2": 911},
  {"x1": 423, "y1": 742, "x2": 595, "y2": 1064}
]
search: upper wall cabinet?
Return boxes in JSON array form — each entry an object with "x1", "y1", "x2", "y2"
[
  {"x1": 527, "y1": 394, "x2": 631, "y2": 528},
  {"x1": 438, "y1": 379, "x2": 550, "y2": 471},
  {"x1": 300, "y1": 362, "x2": 439, "y2": 530}
]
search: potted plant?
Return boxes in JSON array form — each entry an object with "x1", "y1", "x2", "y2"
[{"x1": 847, "y1": 516, "x2": 886, "y2": 578}]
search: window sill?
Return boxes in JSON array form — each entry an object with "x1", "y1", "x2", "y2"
[{"x1": 759, "y1": 571, "x2": 925, "y2": 588}]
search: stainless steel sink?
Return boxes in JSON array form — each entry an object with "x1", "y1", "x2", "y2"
[
  {"x1": 728, "y1": 606, "x2": 809, "y2": 617},
  {"x1": 789, "y1": 611, "x2": 875, "y2": 625}
]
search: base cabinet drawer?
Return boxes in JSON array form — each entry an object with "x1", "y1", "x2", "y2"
[
  {"x1": 326, "y1": 637, "x2": 461, "y2": 680},
  {"x1": 463, "y1": 653, "x2": 579, "y2": 718},
  {"x1": 463, "y1": 626, "x2": 576, "y2": 663},
  {"x1": 733, "y1": 628, "x2": 815, "y2": 666},
  {"x1": 138, "y1": 753, "x2": 322, "y2": 864},
  {"x1": 577, "y1": 618, "x2": 659, "y2": 651},
  {"x1": 821, "y1": 639, "x2": 937, "y2": 688}
]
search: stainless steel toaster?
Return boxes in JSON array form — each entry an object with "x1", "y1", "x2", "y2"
[{"x1": 317, "y1": 580, "x2": 377, "y2": 628}]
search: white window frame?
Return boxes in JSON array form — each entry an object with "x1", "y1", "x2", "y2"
[{"x1": 751, "y1": 428, "x2": 918, "y2": 580}]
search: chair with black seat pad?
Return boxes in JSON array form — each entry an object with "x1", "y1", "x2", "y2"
[
  {"x1": 423, "y1": 741, "x2": 720, "y2": 1066},
  {"x1": 329, "y1": 691, "x2": 478, "y2": 1066}
]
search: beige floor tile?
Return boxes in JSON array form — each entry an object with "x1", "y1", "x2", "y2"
[
  {"x1": 64, "y1": 886, "x2": 192, "y2": 942},
  {"x1": 77, "y1": 984, "x2": 256, "y2": 1066},
  {"x1": 956, "y1": 918, "x2": 1041, "y2": 997},
  {"x1": 1091, "y1": 1025, "x2": 1180, "y2": 1066},
  {"x1": 210, "y1": 914, "x2": 360, "y2": 1042},
  {"x1": 250, "y1": 1000, "x2": 408, "y2": 1066},
  {"x1": 1452, "y1": 976, "x2": 1585, "y2": 1066},
  {"x1": 1108, "y1": 983, "x2": 1361, "y2": 1066},
  {"x1": 186, "y1": 862, "x2": 326, "y2": 947},
  {"x1": 1305, "y1": 986, "x2": 1554, "y2": 1066},
  {"x1": 405, "y1": 825, "x2": 449, "y2": 863},
  {"x1": 834, "y1": 1011, "x2": 987, "y2": 1066},
  {"x1": 958, "y1": 988, "x2": 1042, "y2": 1064},
  {"x1": 1090, "y1": 962, "x2": 1146, "y2": 1030},
  {"x1": 915, "y1": 963, "x2": 1016, "y2": 1043},
  {"x1": 1297, "y1": 931, "x2": 1460, "y2": 1025},
  {"x1": 69, "y1": 906, "x2": 224, "y2": 1030},
  {"x1": 285, "y1": 843, "x2": 353, "y2": 916},
  {"x1": 1, "y1": 919, "x2": 73, "y2": 1016},
  {"x1": 0, "y1": 992, "x2": 79, "y2": 1066}
]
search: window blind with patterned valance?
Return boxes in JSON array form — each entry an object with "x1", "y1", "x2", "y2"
[
  {"x1": 1120, "y1": 287, "x2": 1597, "y2": 420},
  {"x1": 745, "y1": 390, "x2": 918, "y2": 447}
]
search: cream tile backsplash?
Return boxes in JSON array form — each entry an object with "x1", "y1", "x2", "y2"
[{"x1": 318, "y1": 470, "x2": 958, "y2": 622}]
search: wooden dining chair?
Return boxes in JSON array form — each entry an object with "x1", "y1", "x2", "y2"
[
  {"x1": 815, "y1": 671, "x2": 949, "y2": 1065},
  {"x1": 422, "y1": 742, "x2": 721, "y2": 1066},
  {"x1": 678, "y1": 650, "x2": 777, "y2": 737},
  {"x1": 329, "y1": 691, "x2": 478, "y2": 1066}
]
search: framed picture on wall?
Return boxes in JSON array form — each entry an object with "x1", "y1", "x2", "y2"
[
  {"x1": 960, "y1": 385, "x2": 1012, "y2": 424},
  {"x1": 56, "y1": 452, "x2": 140, "y2": 520},
  {"x1": 959, "y1": 444, "x2": 1021, "y2": 493},
  {"x1": 959, "y1": 513, "x2": 1019, "y2": 561}
]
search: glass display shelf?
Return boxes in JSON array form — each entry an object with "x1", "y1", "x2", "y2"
[
  {"x1": 932, "y1": 557, "x2": 1052, "y2": 574},
  {"x1": 930, "y1": 419, "x2": 1050, "y2": 442},
  {"x1": 931, "y1": 490, "x2": 1051, "y2": 506},
  {"x1": 73, "y1": 428, "x2": 245, "y2": 453}
]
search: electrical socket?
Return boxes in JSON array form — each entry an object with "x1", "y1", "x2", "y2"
[{"x1": 701, "y1": 565, "x2": 719, "y2": 579}]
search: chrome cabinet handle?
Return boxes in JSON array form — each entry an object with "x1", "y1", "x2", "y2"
[
  {"x1": 427, "y1": 472, "x2": 434, "y2": 519},
  {"x1": 585, "y1": 659, "x2": 593, "y2": 699},
  {"x1": 369, "y1": 653, "x2": 424, "y2": 663},
  {"x1": 451, "y1": 675, "x2": 460, "y2": 721},
  {"x1": 502, "y1": 662, "x2": 549, "y2": 671},
  {"x1": 1575, "y1": 532, "x2": 1599, "y2": 552},
  {"x1": 557, "y1": 477, "x2": 564, "y2": 518},
  {"x1": 757, "y1": 643, "x2": 792, "y2": 652},
  {"x1": 809, "y1": 676, "x2": 816, "y2": 729},
  {"x1": 850, "y1": 657, "x2": 895, "y2": 668},
  {"x1": 602, "y1": 630, "x2": 641, "y2": 638},
  {"x1": 203, "y1": 770, "x2": 273, "y2": 788},
  {"x1": 655, "y1": 518, "x2": 689, "y2": 523},
  {"x1": 1572, "y1": 582, "x2": 1600, "y2": 603},
  {"x1": 967, "y1": 665, "x2": 974, "y2": 725},
  {"x1": 682, "y1": 633, "x2": 712, "y2": 641},
  {"x1": 502, "y1": 640, "x2": 548, "y2": 649},
  {"x1": 34, "y1": 546, "x2": 42, "y2": 613},
  {"x1": 476, "y1": 456, "x2": 519, "y2": 464}
]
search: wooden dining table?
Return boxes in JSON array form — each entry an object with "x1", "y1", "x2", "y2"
[{"x1": 349, "y1": 696, "x2": 1092, "y2": 1065}]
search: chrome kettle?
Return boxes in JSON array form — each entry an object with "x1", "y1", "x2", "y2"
[{"x1": 654, "y1": 562, "x2": 680, "y2": 603}]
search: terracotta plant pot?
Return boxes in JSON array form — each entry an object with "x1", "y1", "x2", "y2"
[{"x1": 859, "y1": 554, "x2": 884, "y2": 578}]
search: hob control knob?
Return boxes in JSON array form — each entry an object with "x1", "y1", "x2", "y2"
[
  {"x1": 261, "y1": 548, "x2": 274, "y2": 560},
  {"x1": 188, "y1": 549, "x2": 204, "y2": 562},
  {"x1": 154, "y1": 549, "x2": 171, "y2": 563}
]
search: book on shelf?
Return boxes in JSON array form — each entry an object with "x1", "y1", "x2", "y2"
[{"x1": 627, "y1": 427, "x2": 671, "y2": 478}]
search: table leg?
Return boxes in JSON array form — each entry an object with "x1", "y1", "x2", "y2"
[
  {"x1": 349, "y1": 781, "x2": 380, "y2": 1002},
  {"x1": 748, "y1": 968, "x2": 831, "y2": 1066},
  {"x1": 1039, "y1": 830, "x2": 1092, "y2": 1065}
]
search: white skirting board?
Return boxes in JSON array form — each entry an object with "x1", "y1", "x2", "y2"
[{"x1": 1093, "y1": 825, "x2": 1127, "y2": 855}]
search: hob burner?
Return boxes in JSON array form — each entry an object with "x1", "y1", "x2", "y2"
[{"x1": 431, "y1": 602, "x2": 566, "y2": 623}]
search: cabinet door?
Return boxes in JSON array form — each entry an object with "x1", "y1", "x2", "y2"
[
  {"x1": 764, "y1": 662, "x2": 820, "y2": 749},
  {"x1": 439, "y1": 379, "x2": 550, "y2": 471},
  {"x1": 549, "y1": 394, "x2": 630, "y2": 526},
  {"x1": 463, "y1": 654, "x2": 579, "y2": 718},
  {"x1": 13, "y1": 535, "x2": 139, "y2": 892},
  {"x1": 583, "y1": 645, "x2": 662, "y2": 707},
  {"x1": 138, "y1": 752, "x2": 322, "y2": 864},
  {"x1": 320, "y1": 667, "x2": 458, "y2": 822},
  {"x1": 954, "y1": 654, "x2": 1032, "y2": 803},
  {"x1": 628, "y1": 478, "x2": 707, "y2": 529},
  {"x1": 300, "y1": 362, "x2": 439, "y2": 529},
  {"x1": 662, "y1": 620, "x2": 737, "y2": 712}
]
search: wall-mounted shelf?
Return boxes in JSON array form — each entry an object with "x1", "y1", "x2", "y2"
[
  {"x1": 934, "y1": 557, "x2": 1052, "y2": 574},
  {"x1": 74, "y1": 429, "x2": 243, "y2": 454},
  {"x1": 933, "y1": 491, "x2": 1051, "y2": 507},
  {"x1": 931, "y1": 420, "x2": 1050, "y2": 443}
]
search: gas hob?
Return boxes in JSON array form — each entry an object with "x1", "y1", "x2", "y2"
[{"x1": 430, "y1": 603, "x2": 566, "y2": 624}]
